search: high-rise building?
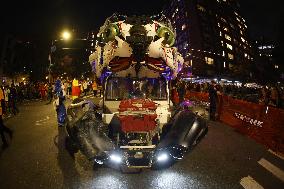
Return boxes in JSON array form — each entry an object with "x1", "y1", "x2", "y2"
[
  {"x1": 163, "y1": 0, "x2": 253, "y2": 78},
  {"x1": 251, "y1": 38, "x2": 280, "y2": 82}
]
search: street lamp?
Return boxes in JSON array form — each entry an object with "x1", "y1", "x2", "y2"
[
  {"x1": 61, "y1": 30, "x2": 71, "y2": 40},
  {"x1": 48, "y1": 30, "x2": 72, "y2": 83}
]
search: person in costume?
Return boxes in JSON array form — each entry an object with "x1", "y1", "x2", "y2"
[
  {"x1": 72, "y1": 78, "x2": 80, "y2": 100},
  {"x1": 54, "y1": 79, "x2": 66, "y2": 127}
]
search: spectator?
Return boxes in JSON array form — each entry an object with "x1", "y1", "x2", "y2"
[
  {"x1": 208, "y1": 80, "x2": 218, "y2": 121},
  {"x1": 177, "y1": 80, "x2": 186, "y2": 103},
  {"x1": 3, "y1": 86, "x2": 10, "y2": 115},
  {"x1": 67, "y1": 81, "x2": 72, "y2": 97},
  {"x1": 0, "y1": 87, "x2": 13, "y2": 149},
  {"x1": 270, "y1": 86, "x2": 279, "y2": 107},
  {"x1": 46, "y1": 83, "x2": 54, "y2": 105},
  {"x1": 9, "y1": 84, "x2": 19, "y2": 115},
  {"x1": 92, "y1": 80, "x2": 98, "y2": 97}
]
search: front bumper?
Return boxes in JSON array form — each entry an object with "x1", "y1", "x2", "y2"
[{"x1": 95, "y1": 145, "x2": 187, "y2": 169}]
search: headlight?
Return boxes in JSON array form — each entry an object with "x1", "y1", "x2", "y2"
[
  {"x1": 157, "y1": 152, "x2": 169, "y2": 162},
  {"x1": 109, "y1": 154, "x2": 122, "y2": 163}
]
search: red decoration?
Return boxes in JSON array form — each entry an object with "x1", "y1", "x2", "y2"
[{"x1": 119, "y1": 99, "x2": 157, "y2": 132}]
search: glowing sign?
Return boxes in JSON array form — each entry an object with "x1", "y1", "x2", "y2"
[{"x1": 234, "y1": 112, "x2": 263, "y2": 127}]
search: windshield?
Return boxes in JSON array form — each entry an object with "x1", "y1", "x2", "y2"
[{"x1": 105, "y1": 77, "x2": 168, "y2": 100}]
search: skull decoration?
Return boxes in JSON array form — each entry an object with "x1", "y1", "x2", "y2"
[{"x1": 89, "y1": 14, "x2": 184, "y2": 79}]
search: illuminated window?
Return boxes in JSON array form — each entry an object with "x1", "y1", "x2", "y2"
[
  {"x1": 236, "y1": 17, "x2": 240, "y2": 22},
  {"x1": 221, "y1": 40, "x2": 224, "y2": 46},
  {"x1": 225, "y1": 34, "x2": 231, "y2": 41},
  {"x1": 258, "y1": 45, "x2": 274, "y2": 50},
  {"x1": 221, "y1": 17, "x2": 227, "y2": 23},
  {"x1": 205, "y1": 57, "x2": 214, "y2": 65},
  {"x1": 228, "y1": 53, "x2": 234, "y2": 60},
  {"x1": 182, "y1": 24, "x2": 187, "y2": 30},
  {"x1": 218, "y1": 22, "x2": 221, "y2": 27},
  {"x1": 275, "y1": 65, "x2": 279, "y2": 69},
  {"x1": 241, "y1": 37, "x2": 245, "y2": 43},
  {"x1": 91, "y1": 43, "x2": 94, "y2": 47},
  {"x1": 244, "y1": 53, "x2": 248, "y2": 58},
  {"x1": 226, "y1": 43, "x2": 233, "y2": 50},
  {"x1": 219, "y1": 31, "x2": 222, "y2": 37},
  {"x1": 175, "y1": 8, "x2": 179, "y2": 13},
  {"x1": 223, "y1": 27, "x2": 229, "y2": 31},
  {"x1": 197, "y1": 4, "x2": 206, "y2": 12},
  {"x1": 240, "y1": 30, "x2": 243, "y2": 35},
  {"x1": 223, "y1": 61, "x2": 226, "y2": 68},
  {"x1": 222, "y1": 51, "x2": 225, "y2": 57}
]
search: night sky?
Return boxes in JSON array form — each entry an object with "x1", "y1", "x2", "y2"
[
  {"x1": 1, "y1": 0, "x2": 282, "y2": 41},
  {"x1": 239, "y1": 0, "x2": 282, "y2": 41}
]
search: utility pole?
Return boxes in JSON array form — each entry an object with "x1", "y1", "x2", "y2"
[{"x1": 48, "y1": 41, "x2": 56, "y2": 83}]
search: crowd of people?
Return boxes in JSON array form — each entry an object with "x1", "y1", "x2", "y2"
[
  {"x1": 174, "y1": 79, "x2": 284, "y2": 109},
  {"x1": 0, "y1": 78, "x2": 103, "y2": 148},
  {"x1": 0, "y1": 79, "x2": 101, "y2": 104}
]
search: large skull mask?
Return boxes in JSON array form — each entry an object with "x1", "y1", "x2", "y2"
[{"x1": 89, "y1": 14, "x2": 184, "y2": 79}]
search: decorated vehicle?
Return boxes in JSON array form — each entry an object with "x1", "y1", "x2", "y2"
[{"x1": 66, "y1": 14, "x2": 208, "y2": 170}]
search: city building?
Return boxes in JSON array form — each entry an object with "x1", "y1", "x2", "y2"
[
  {"x1": 87, "y1": 31, "x2": 97, "y2": 55},
  {"x1": 163, "y1": 0, "x2": 253, "y2": 79},
  {"x1": 0, "y1": 35, "x2": 38, "y2": 82},
  {"x1": 251, "y1": 38, "x2": 282, "y2": 82}
]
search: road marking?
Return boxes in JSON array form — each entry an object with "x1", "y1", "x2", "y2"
[
  {"x1": 240, "y1": 176, "x2": 264, "y2": 189},
  {"x1": 258, "y1": 158, "x2": 284, "y2": 182},
  {"x1": 35, "y1": 116, "x2": 50, "y2": 125},
  {"x1": 268, "y1": 149, "x2": 284, "y2": 160}
]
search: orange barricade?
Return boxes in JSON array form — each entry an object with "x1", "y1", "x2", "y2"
[
  {"x1": 185, "y1": 91, "x2": 284, "y2": 153},
  {"x1": 185, "y1": 91, "x2": 209, "y2": 102}
]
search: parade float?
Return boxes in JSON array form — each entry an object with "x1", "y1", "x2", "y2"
[{"x1": 65, "y1": 14, "x2": 208, "y2": 170}]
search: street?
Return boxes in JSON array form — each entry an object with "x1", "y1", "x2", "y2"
[{"x1": 0, "y1": 98, "x2": 283, "y2": 189}]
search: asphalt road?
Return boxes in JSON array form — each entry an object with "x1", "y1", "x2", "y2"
[{"x1": 0, "y1": 97, "x2": 283, "y2": 189}]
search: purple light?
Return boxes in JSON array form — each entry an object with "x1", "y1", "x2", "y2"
[
  {"x1": 162, "y1": 67, "x2": 174, "y2": 81},
  {"x1": 177, "y1": 62, "x2": 182, "y2": 73},
  {"x1": 100, "y1": 68, "x2": 112, "y2": 83},
  {"x1": 91, "y1": 61, "x2": 96, "y2": 72},
  {"x1": 181, "y1": 100, "x2": 194, "y2": 108}
]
